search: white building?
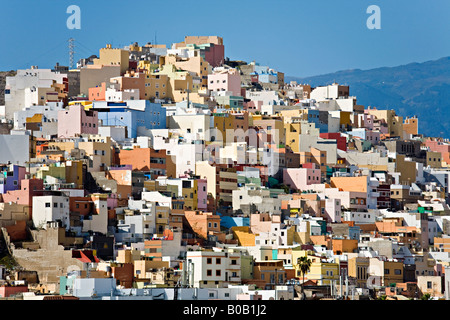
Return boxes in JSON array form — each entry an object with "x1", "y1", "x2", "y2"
[
  {"x1": 105, "y1": 87, "x2": 140, "y2": 102},
  {"x1": 81, "y1": 195, "x2": 108, "y2": 235},
  {"x1": 343, "y1": 211, "x2": 377, "y2": 224},
  {"x1": 254, "y1": 223, "x2": 289, "y2": 248},
  {"x1": 232, "y1": 185, "x2": 282, "y2": 215},
  {"x1": 4, "y1": 67, "x2": 67, "y2": 119},
  {"x1": 245, "y1": 90, "x2": 283, "y2": 106},
  {"x1": 32, "y1": 195, "x2": 70, "y2": 230},
  {"x1": 186, "y1": 250, "x2": 242, "y2": 288},
  {"x1": 13, "y1": 101, "x2": 64, "y2": 130}
]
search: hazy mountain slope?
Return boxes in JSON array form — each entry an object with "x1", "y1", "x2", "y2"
[{"x1": 286, "y1": 57, "x2": 450, "y2": 138}]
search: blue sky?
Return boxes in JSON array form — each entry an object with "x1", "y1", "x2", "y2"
[{"x1": 1, "y1": 0, "x2": 449, "y2": 77}]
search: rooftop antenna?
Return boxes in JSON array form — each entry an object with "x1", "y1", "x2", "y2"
[{"x1": 68, "y1": 38, "x2": 75, "y2": 69}]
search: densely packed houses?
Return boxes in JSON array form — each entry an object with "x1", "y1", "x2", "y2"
[{"x1": 0, "y1": 36, "x2": 449, "y2": 300}]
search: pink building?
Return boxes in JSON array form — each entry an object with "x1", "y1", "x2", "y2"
[
  {"x1": 197, "y1": 179, "x2": 208, "y2": 210},
  {"x1": 250, "y1": 212, "x2": 281, "y2": 235},
  {"x1": 324, "y1": 198, "x2": 341, "y2": 223},
  {"x1": 365, "y1": 129, "x2": 380, "y2": 145},
  {"x1": 208, "y1": 69, "x2": 241, "y2": 97},
  {"x1": 58, "y1": 104, "x2": 98, "y2": 138},
  {"x1": 2, "y1": 178, "x2": 44, "y2": 219},
  {"x1": 359, "y1": 113, "x2": 375, "y2": 130},
  {"x1": 245, "y1": 100, "x2": 263, "y2": 113},
  {"x1": 283, "y1": 165, "x2": 321, "y2": 191}
]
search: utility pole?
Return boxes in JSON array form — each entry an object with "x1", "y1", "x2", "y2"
[{"x1": 68, "y1": 38, "x2": 75, "y2": 69}]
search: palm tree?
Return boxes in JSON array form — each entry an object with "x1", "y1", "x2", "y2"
[{"x1": 297, "y1": 256, "x2": 312, "y2": 288}]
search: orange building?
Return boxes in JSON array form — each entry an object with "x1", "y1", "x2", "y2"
[
  {"x1": 118, "y1": 147, "x2": 176, "y2": 178},
  {"x1": 330, "y1": 175, "x2": 368, "y2": 193},
  {"x1": 184, "y1": 210, "x2": 225, "y2": 242},
  {"x1": 251, "y1": 260, "x2": 286, "y2": 289},
  {"x1": 403, "y1": 116, "x2": 418, "y2": 136},
  {"x1": 110, "y1": 71, "x2": 146, "y2": 100},
  {"x1": 310, "y1": 235, "x2": 332, "y2": 249},
  {"x1": 331, "y1": 238, "x2": 358, "y2": 255},
  {"x1": 89, "y1": 82, "x2": 107, "y2": 101},
  {"x1": 434, "y1": 237, "x2": 450, "y2": 252}
]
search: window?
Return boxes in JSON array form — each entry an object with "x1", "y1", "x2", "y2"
[
  {"x1": 216, "y1": 258, "x2": 221, "y2": 264},
  {"x1": 207, "y1": 270, "x2": 212, "y2": 276},
  {"x1": 207, "y1": 258, "x2": 212, "y2": 264},
  {"x1": 216, "y1": 270, "x2": 221, "y2": 276},
  {"x1": 231, "y1": 259, "x2": 237, "y2": 265},
  {"x1": 45, "y1": 203, "x2": 50, "y2": 208},
  {"x1": 54, "y1": 203, "x2": 58, "y2": 208},
  {"x1": 384, "y1": 269, "x2": 390, "y2": 274},
  {"x1": 427, "y1": 281, "x2": 432, "y2": 289},
  {"x1": 394, "y1": 269, "x2": 402, "y2": 275}
]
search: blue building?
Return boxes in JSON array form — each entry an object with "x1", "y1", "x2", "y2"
[
  {"x1": 0, "y1": 164, "x2": 25, "y2": 194},
  {"x1": 252, "y1": 64, "x2": 278, "y2": 84},
  {"x1": 93, "y1": 100, "x2": 166, "y2": 139},
  {"x1": 220, "y1": 215, "x2": 250, "y2": 229},
  {"x1": 305, "y1": 109, "x2": 328, "y2": 133}
]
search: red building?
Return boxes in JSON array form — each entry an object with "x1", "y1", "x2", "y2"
[
  {"x1": 320, "y1": 133, "x2": 347, "y2": 151},
  {"x1": 0, "y1": 285, "x2": 29, "y2": 298}
]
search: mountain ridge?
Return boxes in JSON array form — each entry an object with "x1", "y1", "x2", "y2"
[{"x1": 286, "y1": 56, "x2": 450, "y2": 138}]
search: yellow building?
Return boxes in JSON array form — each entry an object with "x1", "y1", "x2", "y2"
[
  {"x1": 367, "y1": 108, "x2": 403, "y2": 137},
  {"x1": 348, "y1": 256, "x2": 370, "y2": 288},
  {"x1": 69, "y1": 100, "x2": 93, "y2": 110},
  {"x1": 292, "y1": 250, "x2": 339, "y2": 285},
  {"x1": 251, "y1": 115, "x2": 286, "y2": 146},
  {"x1": 153, "y1": 57, "x2": 207, "y2": 103},
  {"x1": 368, "y1": 258, "x2": 404, "y2": 287},
  {"x1": 144, "y1": 73, "x2": 170, "y2": 101},
  {"x1": 155, "y1": 206, "x2": 170, "y2": 235},
  {"x1": 182, "y1": 179, "x2": 198, "y2": 211},
  {"x1": 48, "y1": 135, "x2": 113, "y2": 171},
  {"x1": 395, "y1": 154, "x2": 417, "y2": 185},
  {"x1": 35, "y1": 160, "x2": 83, "y2": 188},
  {"x1": 231, "y1": 226, "x2": 256, "y2": 246},
  {"x1": 166, "y1": 54, "x2": 211, "y2": 88},
  {"x1": 138, "y1": 60, "x2": 159, "y2": 73},
  {"x1": 426, "y1": 151, "x2": 442, "y2": 169},
  {"x1": 285, "y1": 121, "x2": 302, "y2": 153},
  {"x1": 133, "y1": 259, "x2": 170, "y2": 280},
  {"x1": 93, "y1": 44, "x2": 129, "y2": 74}
]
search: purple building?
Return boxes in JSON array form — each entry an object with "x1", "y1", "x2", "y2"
[{"x1": 0, "y1": 164, "x2": 26, "y2": 194}]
